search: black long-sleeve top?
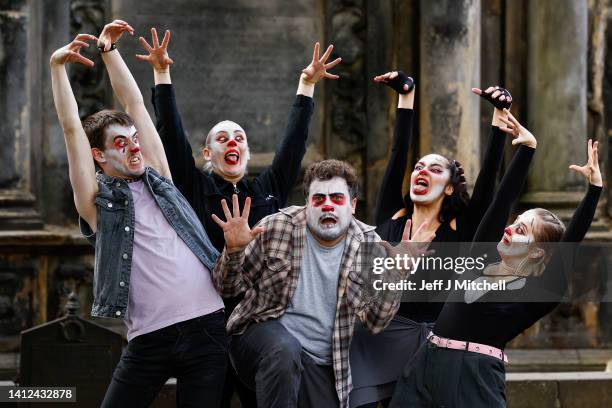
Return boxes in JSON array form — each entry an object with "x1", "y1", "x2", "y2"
[
  {"x1": 434, "y1": 154, "x2": 602, "y2": 349},
  {"x1": 151, "y1": 84, "x2": 314, "y2": 253},
  {"x1": 375, "y1": 108, "x2": 508, "y2": 322}
]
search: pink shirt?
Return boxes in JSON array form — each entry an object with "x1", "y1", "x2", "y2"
[{"x1": 125, "y1": 181, "x2": 224, "y2": 341}]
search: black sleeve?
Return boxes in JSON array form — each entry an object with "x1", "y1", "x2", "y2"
[
  {"x1": 151, "y1": 84, "x2": 199, "y2": 203},
  {"x1": 255, "y1": 95, "x2": 314, "y2": 206},
  {"x1": 374, "y1": 108, "x2": 414, "y2": 226},
  {"x1": 522, "y1": 184, "x2": 602, "y2": 319},
  {"x1": 561, "y1": 185, "x2": 602, "y2": 243},
  {"x1": 471, "y1": 145, "x2": 535, "y2": 244},
  {"x1": 459, "y1": 126, "x2": 506, "y2": 241}
]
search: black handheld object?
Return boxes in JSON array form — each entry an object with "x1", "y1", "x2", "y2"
[
  {"x1": 383, "y1": 71, "x2": 415, "y2": 94},
  {"x1": 479, "y1": 86, "x2": 512, "y2": 110}
]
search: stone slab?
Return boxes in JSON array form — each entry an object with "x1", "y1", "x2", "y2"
[{"x1": 112, "y1": 0, "x2": 322, "y2": 155}]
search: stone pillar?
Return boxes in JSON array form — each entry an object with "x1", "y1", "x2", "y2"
[
  {"x1": 324, "y1": 0, "x2": 368, "y2": 218},
  {"x1": 0, "y1": 0, "x2": 42, "y2": 229},
  {"x1": 419, "y1": 0, "x2": 481, "y2": 184},
  {"x1": 524, "y1": 0, "x2": 588, "y2": 212}
]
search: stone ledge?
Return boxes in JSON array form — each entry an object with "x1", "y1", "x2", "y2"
[
  {"x1": 0, "y1": 226, "x2": 90, "y2": 251},
  {"x1": 506, "y1": 349, "x2": 612, "y2": 372},
  {"x1": 5, "y1": 373, "x2": 612, "y2": 407},
  {"x1": 506, "y1": 372, "x2": 612, "y2": 408}
]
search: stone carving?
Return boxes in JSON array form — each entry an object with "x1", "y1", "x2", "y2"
[
  {"x1": 70, "y1": 0, "x2": 109, "y2": 119},
  {"x1": 327, "y1": 0, "x2": 367, "y2": 147}
]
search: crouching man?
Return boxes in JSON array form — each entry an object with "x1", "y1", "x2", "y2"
[
  {"x1": 212, "y1": 160, "x2": 433, "y2": 408},
  {"x1": 50, "y1": 20, "x2": 227, "y2": 407}
]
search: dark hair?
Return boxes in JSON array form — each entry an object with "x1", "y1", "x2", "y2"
[
  {"x1": 82, "y1": 109, "x2": 134, "y2": 150},
  {"x1": 533, "y1": 208, "x2": 566, "y2": 242},
  {"x1": 404, "y1": 156, "x2": 470, "y2": 223},
  {"x1": 303, "y1": 160, "x2": 359, "y2": 199}
]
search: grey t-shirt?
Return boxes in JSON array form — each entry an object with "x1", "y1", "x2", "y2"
[{"x1": 280, "y1": 229, "x2": 345, "y2": 365}]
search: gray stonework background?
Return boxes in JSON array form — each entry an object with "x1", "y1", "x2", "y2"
[{"x1": 1, "y1": 0, "x2": 612, "y2": 380}]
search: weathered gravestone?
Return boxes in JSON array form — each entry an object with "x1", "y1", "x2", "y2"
[{"x1": 19, "y1": 292, "x2": 123, "y2": 407}]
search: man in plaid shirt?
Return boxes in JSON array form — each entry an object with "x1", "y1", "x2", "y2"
[{"x1": 213, "y1": 160, "x2": 432, "y2": 407}]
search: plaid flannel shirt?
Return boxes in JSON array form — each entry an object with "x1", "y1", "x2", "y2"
[{"x1": 213, "y1": 205, "x2": 402, "y2": 407}]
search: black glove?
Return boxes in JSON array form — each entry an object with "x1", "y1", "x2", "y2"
[
  {"x1": 382, "y1": 71, "x2": 415, "y2": 94},
  {"x1": 479, "y1": 86, "x2": 512, "y2": 110}
]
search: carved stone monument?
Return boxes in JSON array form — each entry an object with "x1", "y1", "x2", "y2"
[{"x1": 19, "y1": 293, "x2": 122, "y2": 407}]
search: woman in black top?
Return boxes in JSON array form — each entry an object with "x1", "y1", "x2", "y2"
[
  {"x1": 137, "y1": 30, "x2": 341, "y2": 408},
  {"x1": 349, "y1": 72, "x2": 526, "y2": 408},
  {"x1": 390, "y1": 139, "x2": 603, "y2": 408}
]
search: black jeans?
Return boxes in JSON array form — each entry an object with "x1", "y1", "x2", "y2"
[
  {"x1": 389, "y1": 342, "x2": 506, "y2": 408},
  {"x1": 230, "y1": 319, "x2": 339, "y2": 408},
  {"x1": 101, "y1": 310, "x2": 228, "y2": 408}
]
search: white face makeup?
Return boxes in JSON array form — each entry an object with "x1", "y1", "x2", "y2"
[
  {"x1": 409, "y1": 154, "x2": 452, "y2": 204},
  {"x1": 305, "y1": 177, "x2": 355, "y2": 244},
  {"x1": 205, "y1": 120, "x2": 250, "y2": 179},
  {"x1": 497, "y1": 209, "x2": 538, "y2": 258},
  {"x1": 97, "y1": 124, "x2": 145, "y2": 179}
]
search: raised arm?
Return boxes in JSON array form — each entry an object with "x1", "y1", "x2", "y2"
[
  {"x1": 97, "y1": 20, "x2": 171, "y2": 180},
  {"x1": 565, "y1": 139, "x2": 603, "y2": 241},
  {"x1": 50, "y1": 35, "x2": 100, "y2": 231},
  {"x1": 460, "y1": 86, "x2": 514, "y2": 240},
  {"x1": 472, "y1": 111, "x2": 537, "y2": 244},
  {"x1": 137, "y1": 28, "x2": 199, "y2": 199},
  {"x1": 526, "y1": 140, "x2": 603, "y2": 315},
  {"x1": 372, "y1": 71, "x2": 416, "y2": 225},
  {"x1": 258, "y1": 42, "x2": 340, "y2": 205}
]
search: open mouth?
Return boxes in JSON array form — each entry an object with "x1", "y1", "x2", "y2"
[
  {"x1": 412, "y1": 176, "x2": 430, "y2": 195},
  {"x1": 320, "y1": 216, "x2": 338, "y2": 229},
  {"x1": 128, "y1": 155, "x2": 142, "y2": 167},
  {"x1": 224, "y1": 149, "x2": 240, "y2": 165},
  {"x1": 502, "y1": 235, "x2": 511, "y2": 245}
]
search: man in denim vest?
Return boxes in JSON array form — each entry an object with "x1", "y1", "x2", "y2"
[{"x1": 50, "y1": 20, "x2": 227, "y2": 407}]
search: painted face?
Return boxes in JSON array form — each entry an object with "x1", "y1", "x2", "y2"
[
  {"x1": 97, "y1": 124, "x2": 145, "y2": 178},
  {"x1": 409, "y1": 154, "x2": 452, "y2": 204},
  {"x1": 204, "y1": 120, "x2": 249, "y2": 179},
  {"x1": 306, "y1": 177, "x2": 355, "y2": 243},
  {"x1": 497, "y1": 209, "x2": 538, "y2": 258}
]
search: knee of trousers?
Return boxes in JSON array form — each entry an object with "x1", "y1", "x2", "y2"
[{"x1": 259, "y1": 336, "x2": 302, "y2": 375}]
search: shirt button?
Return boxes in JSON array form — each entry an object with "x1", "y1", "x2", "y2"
[
  {"x1": 115, "y1": 311, "x2": 121, "y2": 316},
  {"x1": 124, "y1": 200, "x2": 129, "y2": 205},
  {"x1": 124, "y1": 226, "x2": 130, "y2": 232},
  {"x1": 122, "y1": 253, "x2": 128, "y2": 260},
  {"x1": 119, "y1": 281, "x2": 125, "y2": 287},
  {"x1": 107, "y1": 203, "x2": 113, "y2": 208}
]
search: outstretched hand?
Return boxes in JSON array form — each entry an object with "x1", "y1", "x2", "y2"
[
  {"x1": 301, "y1": 42, "x2": 342, "y2": 84},
  {"x1": 212, "y1": 195, "x2": 265, "y2": 253},
  {"x1": 374, "y1": 71, "x2": 415, "y2": 94},
  {"x1": 136, "y1": 27, "x2": 173, "y2": 71},
  {"x1": 497, "y1": 109, "x2": 537, "y2": 148},
  {"x1": 472, "y1": 86, "x2": 512, "y2": 110},
  {"x1": 98, "y1": 19, "x2": 134, "y2": 52},
  {"x1": 569, "y1": 139, "x2": 602, "y2": 187},
  {"x1": 381, "y1": 219, "x2": 436, "y2": 274},
  {"x1": 50, "y1": 34, "x2": 98, "y2": 67}
]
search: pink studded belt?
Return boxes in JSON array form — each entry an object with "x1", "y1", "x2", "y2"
[{"x1": 427, "y1": 332, "x2": 508, "y2": 363}]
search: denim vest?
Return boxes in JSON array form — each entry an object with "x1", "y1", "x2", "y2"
[{"x1": 80, "y1": 167, "x2": 220, "y2": 319}]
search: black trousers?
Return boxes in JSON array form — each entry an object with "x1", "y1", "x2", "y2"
[
  {"x1": 389, "y1": 342, "x2": 507, "y2": 408},
  {"x1": 101, "y1": 310, "x2": 228, "y2": 408},
  {"x1": 221, "y1": 296, "x2": 257, "y2": 408},
  {"x1": 230, "y1": 319, "x2": 339, "y2": 408}
]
